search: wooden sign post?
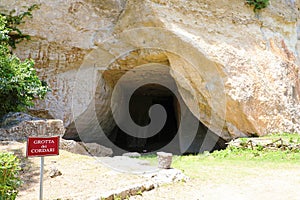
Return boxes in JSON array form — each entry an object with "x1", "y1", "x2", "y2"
[{"x1": 27, "y1": 136, "x2": 60, "y2": 200}]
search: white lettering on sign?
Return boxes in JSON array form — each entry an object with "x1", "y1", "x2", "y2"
[
  {"x1": 33, "y1": 140, "x2": 55, "y2": 144},
  {"x1": 30, "y1": 148, "x2": 55, "y2": 153},
  {"x1": 27, "y1": 136, "x2": 59, "y2": 157}
]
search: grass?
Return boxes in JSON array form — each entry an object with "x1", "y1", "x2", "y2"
[
  {"x1": 264, "y1": 132, "x2": 300, "y2": 142},
  {"x1": 209, "y1": 146, "x2": 300, "y2": 162},
  {"x1": 140, "y1": 133, "x2": 300, "y2": 180}
]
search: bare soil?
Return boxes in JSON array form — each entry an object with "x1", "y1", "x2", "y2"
[
  {"x1": 1, "y1": 141, "x2": 300, "y2": 200},
  {"x1": 130, "y1": 167, "x2": 300, "y2": 200},
  {"x1": 1, "y1": 141, "x2": 154, "y2": 200}
]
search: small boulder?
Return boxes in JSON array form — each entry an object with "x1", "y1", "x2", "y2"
[
  {"x1": 157, "y1": 152, "x2": 172, "y2": 169},
  {"x1": 60, "y1": 139, "x2": 89, "y2": 155},
  {"x1": 82, "y1": 142, "x2": 113, "y2": 157}
]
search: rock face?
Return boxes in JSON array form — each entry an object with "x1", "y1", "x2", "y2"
[
  {"x1": 0, "y1": 112, "x2": 41, "y2": 127},
  {"x1": 1, "y1": 0, "x2": 300, "y2": 152},
  {"x1": 0, "y1": 112, "x2": 65, "y2": 141}
]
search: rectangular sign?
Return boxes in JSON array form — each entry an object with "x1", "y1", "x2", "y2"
[{"x1": 27, "y1": 136, "x2": 60, "y2": 157}]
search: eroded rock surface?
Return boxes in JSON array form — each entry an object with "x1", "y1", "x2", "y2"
[
  {"x1": 1, "y1": 0, "x2": 299, "y2": 146},
  {"x1": 0, "y1": 112, "x2": 65, "y2": 141}
]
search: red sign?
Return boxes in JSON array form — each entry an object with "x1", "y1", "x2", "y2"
[{"x1": 27, "y1": 136, "x2": 60, "y2": 157}]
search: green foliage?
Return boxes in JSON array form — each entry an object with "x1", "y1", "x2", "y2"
[
  {"x1": 210, "y1": 133, "x2": 300, "y2": 161},
  {"x1": 210, "y1": 145, "x2": 300, "y2": 161},
  {"x1": 0, "y1": 6, "x2": 49, "y2": 117},
  {"x1": 246, "y1": 0, "x2": 270, "y2": 12},
  {"x1": 0, "y1": 46, "x2": 49, "y2": 116},
  {"x1": 239, "y1": 138, "x2": 248, "y2": 147},
  {"x1": 0, "y1": 4, "x2": 39, "y2": 49},
  {"x1": 265, "y1": 132, "x2": 300, "y2": 140},
  {"x1": 0, "y1": 153, "x2": 21, "y2": 200}
]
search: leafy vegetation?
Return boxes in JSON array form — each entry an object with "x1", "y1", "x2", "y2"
[
  {"x1": 0, "y1": 5, "x2": 38, "y2": 49},
  {"x1": 210, "y1": 144, "x2": 300, "y2": 161},
  {"x1": 246, "y1": 0, "x2": 270, "y2": 12},
  {"x1": 210, "y1": 133, "x2": 300, "y2": 161},
  {"x1": 0, "y1": 5, "x2": 49, "y2": 118},
  {"x1": 0, "y1": 153, "x2": 21, "y2": 200}
]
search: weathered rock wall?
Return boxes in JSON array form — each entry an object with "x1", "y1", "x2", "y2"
[
  {"x1": 0, "y1": 113, "x2": 65, "y2": 141},
  {"x1": 1, "y1": 0, "x2": 300, "y2": 143}
]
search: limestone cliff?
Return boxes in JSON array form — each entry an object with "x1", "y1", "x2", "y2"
[{"x1": 1, "y1": 0, "x2": 300, "y2": 150}]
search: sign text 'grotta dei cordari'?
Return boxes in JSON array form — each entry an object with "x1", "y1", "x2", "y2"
[{"x1": 3, "y1": 0, "x2": 300, "y2": 154}]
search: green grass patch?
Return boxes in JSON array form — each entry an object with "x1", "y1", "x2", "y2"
[
  {"x1": 139, "y1": 133, "x2": 300, "y2": 180},
  {"x1": 264, "y1": 132, "x2": 300, "y2": 143},
  {"x1": 209, "y1": 146, "x2": 300, "y2": 162}
]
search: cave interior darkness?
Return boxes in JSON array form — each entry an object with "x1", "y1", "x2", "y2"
[{"x1": 107, "y1": 83, "x2": 227, "y2": 154}]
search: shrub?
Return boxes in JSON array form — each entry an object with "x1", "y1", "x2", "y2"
[
  {"x1": 0, "y1": 44, "x2": 49, "y2": 117},
  {"x1": 0, "y1": 5, "x2": 49, "y2": 118},
  {"x1": 0, "y1": 152, "x2": 21, "y2": 200}
]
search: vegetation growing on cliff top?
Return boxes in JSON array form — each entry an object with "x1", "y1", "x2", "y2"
[
  {"x1": 246, "y1": 0, "x2": 270, "y2": 12},
  {"x1": 0, "y1": 5, "x2": 49, "y2": 118}
]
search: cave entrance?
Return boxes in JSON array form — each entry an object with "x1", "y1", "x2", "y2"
[
  {"x1": 64, "y1": 49, "x2": 228, "y2": 154},
  {"x1": 108, "y1": 84, "x2": 179, "y2": 153}
]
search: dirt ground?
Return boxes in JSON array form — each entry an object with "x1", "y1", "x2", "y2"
[
  {"x1": 130, "y1": 168, "x2": 300, "y2": 200},
  {"x1": 1, "y1": 141, "x2": 156, "y2": 200},
  {"x1": 1, "y1": 141, "x2": 300, "y2": 200}
]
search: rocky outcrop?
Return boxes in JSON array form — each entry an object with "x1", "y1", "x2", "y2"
[
  {"x1": 0, "y1": 112, "x2": 42, "y2": 127},
  {"x1": 0, "y1": 112, "x2": 65, "y2": 141},
  {"x1": 1, "y1": 0, "x2": 300, "y2": 150}
]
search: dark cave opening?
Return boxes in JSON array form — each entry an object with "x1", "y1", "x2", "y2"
[
  {"x1": 108, "y1": 84, "x2": 179, "y2": 153},
  {"x1": 64, "y1": 80, "x2": 227, "y2": 155},
  {"x1": 107, "y1": 83, "x2": 227, "y2": 154},
  {"x1": 62, "y1": 49, "x2": 230, "y2": 155}
]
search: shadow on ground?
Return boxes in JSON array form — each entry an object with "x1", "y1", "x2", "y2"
[{"x1": 0, "y1": 141, "x2": 40, "y2": 193}]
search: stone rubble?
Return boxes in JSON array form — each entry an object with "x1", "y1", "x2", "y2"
[{"x1": 49, "y1": 166, "x2": 62, "y2": 178}]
